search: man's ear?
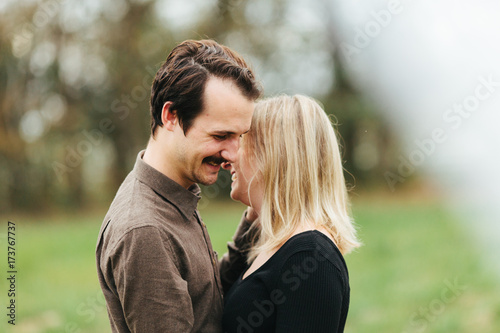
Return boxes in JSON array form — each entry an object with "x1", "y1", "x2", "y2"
[{"x1": 161, "y1": 102, "x2": 177, "y2": 131}]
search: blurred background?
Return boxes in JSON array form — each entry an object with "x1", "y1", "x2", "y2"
[{"x1": 1, "y1": 0, "x2": 499, "y2": 332}]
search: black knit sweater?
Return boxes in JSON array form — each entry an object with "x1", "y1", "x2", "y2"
[{"x1": 222, "y1": 230, "x2": 350, "y2": 333}]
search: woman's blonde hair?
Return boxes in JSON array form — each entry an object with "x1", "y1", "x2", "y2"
[{"x1": 244, "y1": 94, "x2": 361, "y2": 262}]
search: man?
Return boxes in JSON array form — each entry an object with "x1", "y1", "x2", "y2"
[{"x1": 96, "y1": 39, "x2": 261, "y2": 332}]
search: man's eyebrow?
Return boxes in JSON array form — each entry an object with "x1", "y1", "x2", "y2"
[
  {"x1": 210, "y1": 130, "x2": 234, "y2": 135},
  {"x1": 210, "y1": 129, "x2": 250, "y2": 135}
]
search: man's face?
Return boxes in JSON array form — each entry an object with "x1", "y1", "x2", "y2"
[{"x1": 173, "y1": 77, "x2": 254, "y2": 187}]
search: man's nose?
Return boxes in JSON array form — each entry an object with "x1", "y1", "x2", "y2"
[{"x1": 220, "y1": 137, "x2": 239, "y2": 163}]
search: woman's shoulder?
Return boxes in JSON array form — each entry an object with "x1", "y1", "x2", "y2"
[
  {"x1": 279, "y1": 229, "x2": 339, "y2": 254},
  {"x1": 269, "y1": 230, "x2": 350, "y2": 295},
  {"x1": 276, "y1": 230, "x2": 348, "y2": 273}
]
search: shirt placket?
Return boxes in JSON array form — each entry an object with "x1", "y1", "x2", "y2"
[{"x1": 193, "y1": 211, "x2": 224, "y2": 301}]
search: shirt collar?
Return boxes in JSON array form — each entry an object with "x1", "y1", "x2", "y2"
[{"x1": 133, "y1": 150, "x2": 201, "y2": 219}]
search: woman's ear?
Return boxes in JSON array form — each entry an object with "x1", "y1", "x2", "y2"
[{"x1": 161, "y1": 102, "x2": 177, "y2": 131}]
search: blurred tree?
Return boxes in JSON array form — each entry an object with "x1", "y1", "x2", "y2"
[
  {"x1": 0, "y1": 0, "x2": 398, "y2": 214},
  {"x1": 0, "y1": 6, "x2": 50, "y2": 211}
]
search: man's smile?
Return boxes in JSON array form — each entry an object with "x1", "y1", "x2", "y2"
[{"x1": 203, "y1": 155, "x2": 228, "y2": 168}]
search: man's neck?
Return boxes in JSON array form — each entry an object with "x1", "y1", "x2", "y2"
[{"x1": 143, "y1": 138, "x2": 192, "y2": 189}]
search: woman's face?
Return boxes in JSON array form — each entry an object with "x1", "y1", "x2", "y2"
[{"x1": 226, "y1": 144, "x2": 263, "y2": 208}]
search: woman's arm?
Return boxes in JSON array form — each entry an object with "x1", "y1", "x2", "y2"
[{"x1": 274, "y1": 250, "x2": 347, "y2": 332}]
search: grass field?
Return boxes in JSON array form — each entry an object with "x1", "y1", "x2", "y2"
[{"x1": 2, "y1": 198, "x2": 499, "y2": 332}]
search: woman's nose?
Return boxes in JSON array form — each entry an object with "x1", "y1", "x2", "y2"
[{"x1": 220, "y1": 136, "x2": 239, "y2": 163}]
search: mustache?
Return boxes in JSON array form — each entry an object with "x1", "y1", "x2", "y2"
[{"x1": 203, "y1": 156, "x2": 228, "y2": 165}]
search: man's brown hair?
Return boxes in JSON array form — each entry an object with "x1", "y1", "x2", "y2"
[{"x1": 149, "y1": 39, "x2": 262, "y2": 135}]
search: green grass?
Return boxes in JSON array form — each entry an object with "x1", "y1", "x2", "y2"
[
  {"x1": 346, "y1": 200, "x2": 500, "y2": 333},
  {"x1": 2, "y1": 199, "x2": 499, "y2": 332}
]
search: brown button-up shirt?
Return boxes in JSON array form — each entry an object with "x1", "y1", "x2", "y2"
[{"x1": 96, "y1": 151, "x2": 253, "y2": 333}]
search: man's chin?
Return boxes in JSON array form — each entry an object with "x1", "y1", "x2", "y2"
[
  {"x1": 198, "y1": 179, "x2": 217, "y2": 186},
  {"x1": 196, "y1": 163, "x2": 222, "y2": 185},
  {"x1": 195, "y1": 173, "x2": 219, "y2": 186}
]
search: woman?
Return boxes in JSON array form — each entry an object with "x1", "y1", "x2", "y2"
[{"x1": 222, "y1": 95, "x2": 361, "y2": 332}]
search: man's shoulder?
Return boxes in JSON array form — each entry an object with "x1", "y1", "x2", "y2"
[{"x1": 98, "y1": 173, "x2": 184, "y2": 250}]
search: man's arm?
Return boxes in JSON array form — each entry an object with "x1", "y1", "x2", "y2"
[
  {"x1": 219, "y1": 208, "x2": 259, "y2": 293},
  {"x1": 111, "y1": 226, "x2": 193, "y2": 332}
]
